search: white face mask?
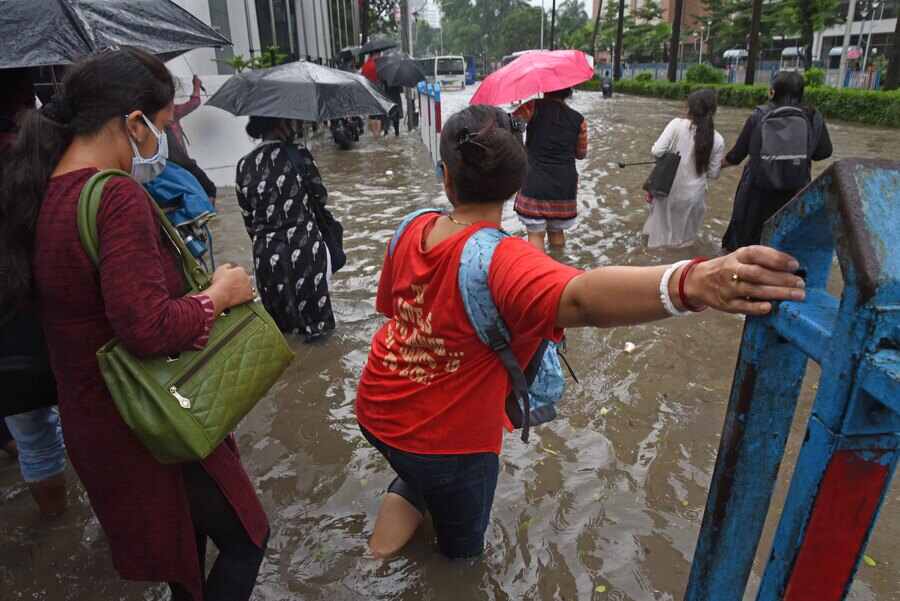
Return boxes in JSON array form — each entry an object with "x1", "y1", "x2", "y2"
[{"x1": 127, "y1": 113, "x2": 168, "y2": 183}]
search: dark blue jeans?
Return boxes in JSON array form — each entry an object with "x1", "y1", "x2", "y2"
[{"x1": 361, "y1": 426, "x2": 499, "y2": 559}]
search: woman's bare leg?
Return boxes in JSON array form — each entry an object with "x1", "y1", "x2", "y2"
[
  {"x1": 368, "y1": 492, "x2": 423, "y2": 559},
  {"x1": 548, "y1": 230, "x2": 566, "y2": 248},
  {"x1": 527, "y1": 232, "x2": 546, "y2": 251}
]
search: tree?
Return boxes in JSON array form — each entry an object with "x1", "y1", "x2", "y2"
[
  {"x1": 415, "y1": 19, "x2": 440, "y2": 56},
  {"x1": 795, "y1": 0, "x2": 843, "y2": 67},
  {"x1": 624, "y1": 0, "x2": 670, "y2": 62},
  {"x1": 745, "y1": 0, "x2": 762, "y2": 84},
  {"x1": 440, "y1": 0, "x2": 541, "y2": 63},
  {"x1": 366, "y1": 0, "x2": 400, "y2": 36},
  {"x1": 885, "y1": 9, "x2": 900, "y2": 90},
  {"x1": 499, "y1": 5, "x2": 544, "y2": 55},
  {"x1": 668, "y1": 0, "x2": 685, "y2": 81},
  {"x1": 553, "y1": 0, "x2": 589, "y2": 49},
  {"x1": 591, "y1": 0, "x2": 604, "y2": 58},
  {"x1": 614, "y1": 0, "x2": 625, "y2": 79},
  {"x1": 562, "y1": 22, "x2": 595, "y2": 51}
]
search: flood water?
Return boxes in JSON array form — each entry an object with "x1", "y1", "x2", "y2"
[{"x1": 2, "y1": 89, "x2": 898, "y2": 601}]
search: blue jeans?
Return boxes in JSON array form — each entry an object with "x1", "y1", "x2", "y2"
[
  {"x1": 5, "y1": 407, "x2": 66, "y2": 483},
  {"x1": 361, "y1": 426, "x2": 499, "y2": 559}
]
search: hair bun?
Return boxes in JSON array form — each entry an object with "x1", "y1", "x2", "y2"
[{"x1": 41, "y1": 97, "x2": 74, "y2": 124}]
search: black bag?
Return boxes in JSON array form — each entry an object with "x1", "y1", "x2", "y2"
[
  {"x1": 751, "y1": 105, "x2": 812, "y2": 192},
  {"x1": 284, "y1": 145, "x2": 346, "y2": 273},
  {"x1": 310, "y1": 201, "x2": 346, "y2": 273},
  {"x1": 0, "y1": 311, "x2": 58, "y2": 418},
  {"x1": 642, "y1": 129, "x2": 681, "y2": 199}
]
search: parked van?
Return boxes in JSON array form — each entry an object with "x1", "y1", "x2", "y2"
[{"x1": 416, "y1": 55, "x2": 466, "y2": 89}]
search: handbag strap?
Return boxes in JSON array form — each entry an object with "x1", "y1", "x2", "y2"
[
  {"x1": 76, "y1": 169, "x2": 212, "y2": 291},
  {"x1": 668, "y1": 121, "x2": 681, "y2": 153}
]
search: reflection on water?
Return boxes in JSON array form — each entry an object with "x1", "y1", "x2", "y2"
[{"x1": 2, "y1": 89, "x2": 897, "y2": 601}]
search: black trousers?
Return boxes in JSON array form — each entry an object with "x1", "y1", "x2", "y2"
[{"x1": 170, "y1": 462, "x2": 267, "y2": 601}]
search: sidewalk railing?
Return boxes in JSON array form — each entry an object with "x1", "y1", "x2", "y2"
[
  {"x1": 416, "y1": 81, "x2": 442, "y2": 179},
  {"x1": 685, "y1": 159, "x2": 900, "y2": 601}
]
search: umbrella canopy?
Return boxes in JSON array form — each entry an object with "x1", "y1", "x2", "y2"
[
  {"x1": 0, "y1": 0, "x2": 230, "y2": 69},
  {"x1": 206, "y1": 60, "x2": 396, "y2": 121},
  {"x1": 470, "y1": 50, "x2": 594, "y2": 106},
  {"x1": 376, "y1": 54, "x2": 426, "y2": 88},
  {"x1": 359, "y1": 37, "x2": 397, "y2": 55}
]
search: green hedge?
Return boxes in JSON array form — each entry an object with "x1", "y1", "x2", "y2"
[
  {"x1": 685, "y1": 63, "x2": 727, "y2": 84},
  {"x1": 579, "y1": 78, "x2": 900, "y2": 128}
]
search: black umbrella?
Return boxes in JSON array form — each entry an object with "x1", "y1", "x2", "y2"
[
  {"x1": 376, "y1": 54, "x2": 426, "y2": 88},
  {"x1": 206, "y1": 61, "x2": 396, "y2": 121},
  {"x1": 359, "y1": 38, "x2": 398, "y2": 55},
  {"x1": 0, "y1": 0, "x2": 230, "y2": 69}
]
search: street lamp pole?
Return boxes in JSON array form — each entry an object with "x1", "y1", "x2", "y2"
[
  {"x1": 838, "y1": 0, "x2": 859, "y2": 88},
  {"x1": 862, "y1": 1, "x2": 883, "y2": 72},
  {"x1": 540, "y1": 0, "x2": 545, "y2": 50}
]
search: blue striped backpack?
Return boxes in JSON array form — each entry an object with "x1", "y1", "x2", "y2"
[{"x1": 389, "y1": 209, "x2": 574, "y2": 442}]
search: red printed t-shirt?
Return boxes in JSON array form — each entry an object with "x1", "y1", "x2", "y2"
[{"x1": 356, "y1": 214, "x2": 582, "y2": 456}]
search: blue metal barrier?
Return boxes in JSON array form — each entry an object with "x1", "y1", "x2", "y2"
[
  {"x1": 416, "y1": 81, "x2": 442, "y2": 179},
  {"x1": 685, "y1": 159, "x2": 900, "y2": 601}
]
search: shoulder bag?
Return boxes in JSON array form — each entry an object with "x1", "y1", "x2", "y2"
[
  {"x1": 642, "y1": 124, "x2": 681, "y2": 199},
  {"x1": 78, "y1": 170, "x2": 294, "y2": 464}
]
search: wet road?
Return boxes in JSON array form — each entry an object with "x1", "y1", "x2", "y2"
[{"x1": 2, "y1": 88, "x2": 898, "y2": 601}]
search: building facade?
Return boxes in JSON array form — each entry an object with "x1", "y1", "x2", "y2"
[{"x1": 170, "y1": 0, "x2": 342, "y2": 79}]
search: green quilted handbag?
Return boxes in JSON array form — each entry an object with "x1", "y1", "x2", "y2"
[{"x1": 77, "y1": 170, "x2": 294, "y2": 464}]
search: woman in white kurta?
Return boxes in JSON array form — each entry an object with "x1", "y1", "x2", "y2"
[{"x1": 643, "y1": 89, "x2": 725, "y2": 248}]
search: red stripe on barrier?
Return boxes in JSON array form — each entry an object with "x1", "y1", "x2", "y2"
[
  {"x1": 434, "y1": 102, "x2": 441, "y2": 133},
  {"x1": 784, "y1": 450, "x2": 889, "y2": 601}
]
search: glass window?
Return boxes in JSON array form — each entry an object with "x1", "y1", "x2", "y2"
[
  {"x1": 208, "y1": 0, "x2": 234, "y2": 74},
  {"x1": 436, "y1": 58, "x2": 464, "y2": 75}
]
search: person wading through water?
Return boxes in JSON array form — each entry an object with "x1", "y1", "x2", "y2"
[
  {"x1": 356, "y1": 104, "x2": 807, "y2": 561},
  {"x1": 721, "y1": 71, "x2": 833, "y2": 251},
  {"x1": 513, "y1": 87, "x2": 588, "y2": 251}
]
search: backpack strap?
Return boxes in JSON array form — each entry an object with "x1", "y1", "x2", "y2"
[
  {"x1": 458, "y1": 229, "x2": 533, "y2": 443},
  {"x1": 388, "y1": 208, "x2": 444, "y2": 257},
  {"x1": 76, "y1": 169, "x2": 211, "y2": 290}
]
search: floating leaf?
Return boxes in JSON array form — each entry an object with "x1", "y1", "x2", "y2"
[
  {"x1": 624, "y1": 342, "x2": 636, "y2": 353},
  {"x1": 863, "y1": 554, "x2": 877, "y2": 567},
  {"x1": 599, "y1": 407, "x2": 611, "y2": 417},
  {"x1": 681, "y1": 500, "x2": 689, "y2": 507},
  {"x1": 541, "y1": 446, "x2": 560, "y2": 456},
  {"x1": 595, "y1": 584, "x2": 607, "y2": 593}
]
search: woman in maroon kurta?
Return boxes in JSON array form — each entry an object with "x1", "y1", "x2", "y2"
[{"x1": 4, "y1": 49, "x2": 268, "y2": 600}]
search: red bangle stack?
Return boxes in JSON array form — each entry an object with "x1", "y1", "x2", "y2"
[{"x1": 678, "y1": 257, "x2": 708, "y2": 312}]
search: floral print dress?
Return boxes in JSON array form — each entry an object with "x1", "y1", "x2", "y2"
[{"x1": 236, "y1": 141, "x2": 335, "y2": 340}]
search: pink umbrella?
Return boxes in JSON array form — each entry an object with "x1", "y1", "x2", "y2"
[{"x1": 470, "y1": 50, "x2": 594, "y2": 106}]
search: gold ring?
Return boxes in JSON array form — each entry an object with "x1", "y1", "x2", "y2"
[{"x1": 731, "y1": 273, "x2": 740, "y2": 283}]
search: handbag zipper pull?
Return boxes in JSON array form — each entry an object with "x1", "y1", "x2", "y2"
[{"x1": 169, "y1": 386, "x2": 192, "y2": 409}]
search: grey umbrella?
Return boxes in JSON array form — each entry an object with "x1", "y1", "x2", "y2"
[
  {"x1": 206, "y1": 61, "x2": 396, "y2": 121},
  {"x1": 0, "y1": 0, "x2": 230, "y2": 69},
  {"x1": 376, "y1": 54, "x2": 427, "y2": 88},
  {"x1": 359, "y1": 38, "x2": 398, "y2": 56}
]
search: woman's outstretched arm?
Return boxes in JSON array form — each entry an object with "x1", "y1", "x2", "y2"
[{"x1": 556, "y1": 246, "x2": 806, "y2": 329}]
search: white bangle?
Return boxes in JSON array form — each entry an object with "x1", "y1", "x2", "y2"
[{"x1": 659, "y1": 260, "x2": 692, "y2": 317}]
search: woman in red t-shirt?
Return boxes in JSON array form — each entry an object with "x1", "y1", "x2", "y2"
[{"x1": 356, "y1": 105, "x2": 807, "y2": 560}]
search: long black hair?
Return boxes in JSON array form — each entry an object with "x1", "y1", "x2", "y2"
[
  {"x1": 440, "y1": 105, "x2": 527, "y2": 204},
  {"x1": 0, "y1": 47, "x2": 175, "y2": 315},
  {"x1": 687, "y1": 88, "x2": 717, "y2": 175}
]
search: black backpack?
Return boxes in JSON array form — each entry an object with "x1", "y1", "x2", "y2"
[{"x1": 751, "y1": 105, "x2": 813, "y2": 192}]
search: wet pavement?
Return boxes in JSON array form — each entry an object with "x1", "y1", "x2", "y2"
[{"x1": 2, "y1": 88, "x2": 898, "y2": 601}]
